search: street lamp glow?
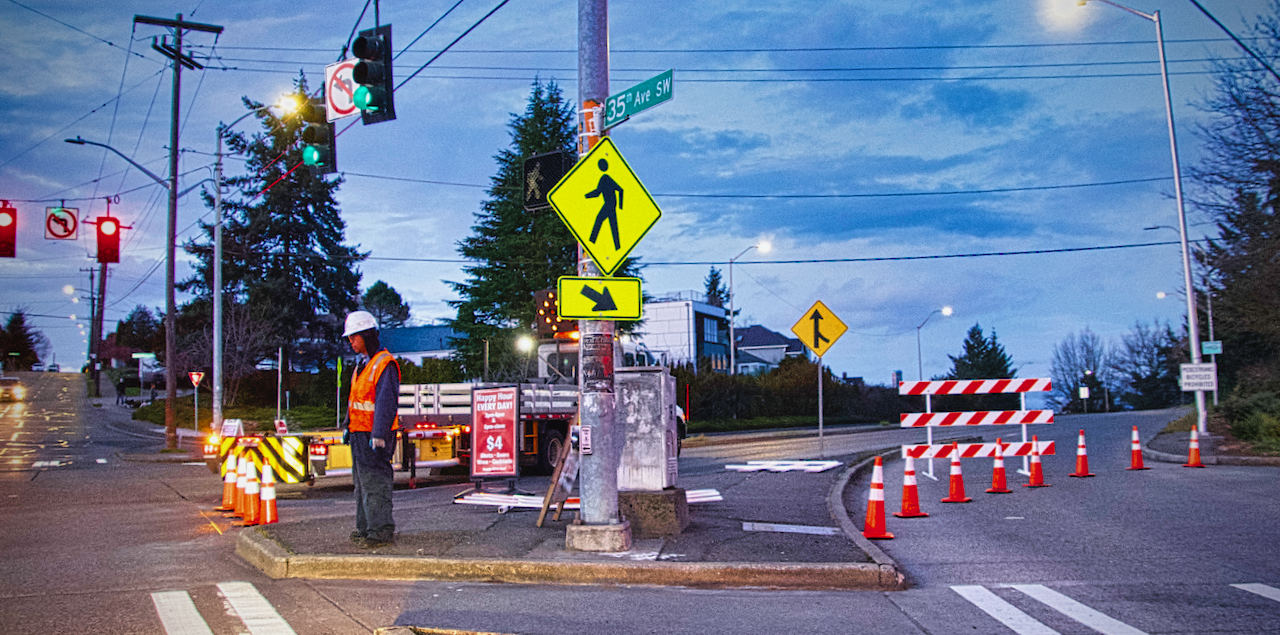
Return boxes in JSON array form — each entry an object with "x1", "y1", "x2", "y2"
[
  {"x1": 916, "y1": 306, "x2": 955, "y2": 381},
  {"x1": 757, "y1": 239, "x2": 772, "y2": 254},
  {"x1": 941, "y1": 306, "x2": 953, "y2": 317},
  {"x1": 1156, "y1": 291, "x2": 1167, "y2": 299},
  {"x1": 516, "y1": 335, "x2": 534, "y2": 353},
  {"x1": 63, "y1": 285, "x2": 74, "y2": 295}
]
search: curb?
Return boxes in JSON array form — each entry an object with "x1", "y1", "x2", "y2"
[
  {"x1": 235, "y1": 529, "x2": 901, "y2": 590},
  {"x1": 829, "y1": 449, "x2": 904, "y2": 578},
  {"x1": 1142, "y1": 437, "x2": 1280, "y2": 467}
]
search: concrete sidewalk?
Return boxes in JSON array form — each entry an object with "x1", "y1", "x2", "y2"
[{"x1": 236, "y1": 450, "x2": 905, "y2": 591}]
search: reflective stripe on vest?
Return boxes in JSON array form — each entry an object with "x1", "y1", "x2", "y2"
[{"x1": 348, "y1": 349, "x2": 400, "y2": 433}]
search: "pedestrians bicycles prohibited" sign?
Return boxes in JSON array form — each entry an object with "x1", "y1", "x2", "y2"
[{"x1": 548, "y1": 138, "x2": 662, "y2": 276}]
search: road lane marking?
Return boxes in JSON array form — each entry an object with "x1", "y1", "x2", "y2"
[
  {"x1": 96, "y1": 458, "x2": 108, "y2": 464},
  {"x1": 217, "y1": 581, "x2": 297, "y2": 635},
  {"x1": 9, "y1": 432, "x2": 18, "y2": 441},
  {"x1": 151, "y1": 590, "x2": 215, "y2": 635},
  {"x1": 1011, "y1": 584, "x2": 1149, "y2": 635},
  {"x1": 1232, "y1": 583, "x2": 1280, "y2": 603},
  {"x1": 743, "y1": 521, "x2": 841, "y2": 536},
  {"x1": 952, "y1": 585, "x2": 1061, "y2": 635}
]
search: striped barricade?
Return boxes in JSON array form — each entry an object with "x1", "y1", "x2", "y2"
[
  {"x1": 899, "y1": 378, "x2": 1053, "y2": 478},
  {"x1": 901, "y1": 440, "x2": 1055, "y2": 459}
]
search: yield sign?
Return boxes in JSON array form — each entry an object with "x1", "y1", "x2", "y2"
[
  {"x1": 324, "y1": 60, "x2": 358, "y2": 122},
  {"x1": 556, "y1": 276, "x2": 642, "y2": 320},
  {"x1": 548, "y1": 137, "x2": 661, "y2": 276},
  {"x1": 189, "y1": 371, "x2": 204, "y2": 386},
  {"x1": 790, "y1": 300, "x2": 847, "y2": 358},
  {"x1": 45, "y1": 207, "x2": 78, "y2": 240}
]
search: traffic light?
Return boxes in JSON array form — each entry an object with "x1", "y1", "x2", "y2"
[
  {"x1": 534, "y1": 288, "x2": 577, "y2": 338},
  {"x1": 96, "y1": 216, "x2": 119, "y2": 263},
  {"x1": 352, "y1": 25, "x2": 396, "y2": 125},
  {"x1": 0, "y1": 202, "x2": 15, "y2": 258},
  {"x1": 300, "y1": 97, "x2": 337, "y2": 175}
]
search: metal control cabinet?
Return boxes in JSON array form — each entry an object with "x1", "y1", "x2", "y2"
[{"x1": 615, "y1": 366, "x2": 679, "y2": 491}]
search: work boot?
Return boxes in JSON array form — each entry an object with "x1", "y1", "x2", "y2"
[
  {"x1": 363, "y1": 532, "x2": 394, "y2": 548},
  {"x1": 349, "y1": 531, "x2": 366, "y2": 543}
]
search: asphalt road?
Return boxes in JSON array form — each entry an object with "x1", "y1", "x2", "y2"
[{"x1": 1, "y1": 376, "x2": 1277, "y2": 634}]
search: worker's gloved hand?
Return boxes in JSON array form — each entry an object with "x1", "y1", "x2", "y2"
[
  {"x1": 371, "y1": 437, "x2": 386, "y2": 450},
  {"x1": 342, "y1": 429, "x2": 350, "y2": 445}
]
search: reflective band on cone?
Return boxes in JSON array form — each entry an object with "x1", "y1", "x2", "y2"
[
  {"x1": 215, "y1": 454, "x2": 238, "y2": 511},
  {"x1": 260, "y1": 464, "x2": 278, "y2": 525},
  {"x1": 229, "y1": 455, "x2": 248, "y2": 517},
  {"x1": 863, "y1": 457, "x2": 894, "y2": 539},
  {"x1": 1069, "y1": 429, "x2": 1095, "y2": 477},
  {"x1": 986, "y1": 438, "x2": 1012, "y2": 493},
  {"x1": 238, "y1": 462, "x2": 261, "y2": 526},
  {"x1": 1183, "y1": 428, "x2": 1205, "y2": 468},
  {"x1": 941, "y1": 442, "x2": 972, "y2": 503},
  {"x1": 894, "y1": 456, "x2": 929, "y2": 518},
  {"x1": 1024, "y1": 434, "x2": 1050, "y2": 487},
  {"x1": 1127, "y1": 426, "x2": 1150, "y2": 470}
]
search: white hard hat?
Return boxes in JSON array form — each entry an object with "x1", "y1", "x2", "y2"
[{"x1": 343, "y1": 310, "x2": 379, "y2": 337}]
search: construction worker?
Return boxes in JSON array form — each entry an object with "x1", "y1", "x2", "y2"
[{"x1": 343, "y1": 310, "x2": 400, "y2": 547}]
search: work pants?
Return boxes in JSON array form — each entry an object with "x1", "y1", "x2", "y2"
[{"x1": 349, "y1": 431, "x2": 395, "y2": 541}]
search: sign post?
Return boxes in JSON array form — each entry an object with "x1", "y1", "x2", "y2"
[
  {"x1": 790, "y1": 301, "x2": 849, "y2": 457},
  {"x1": 190, "y1": 371, "x2": 203, "y2": 430}
]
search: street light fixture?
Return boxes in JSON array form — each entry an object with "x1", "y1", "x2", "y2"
[
  {"x1": 1075, "y1": 0, "x2": 1207, "y2": 434},
  {"x1": 728, "y1": 240, "x2": 771, "y2": 375},
  {"x1": 916, "y1": 306, "x2": 953, "y2": 381}
]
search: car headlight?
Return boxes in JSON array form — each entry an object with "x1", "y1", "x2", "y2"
[{"x1": 14, "y1": 388, "x2": 25, "y2": 399}]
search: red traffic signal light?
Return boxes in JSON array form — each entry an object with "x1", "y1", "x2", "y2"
[
  {"x1": 0, "y1": 203, "x2": 15, "y2": 258},
  {"x1": 96, "y1": 216, "x2": 120, "y2": 263}
]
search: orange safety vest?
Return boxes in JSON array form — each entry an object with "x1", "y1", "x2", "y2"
[{"x1": 348, "y1": 349, "x2": 400, "y2": 433}]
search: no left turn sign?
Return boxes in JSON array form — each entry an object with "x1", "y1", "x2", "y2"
[
  {"x1": 325, "y1": 60, "x2": 358, "y2": 122},
  {"x1": 45, "y1": 207, "x2": 78, "y2": 240}
]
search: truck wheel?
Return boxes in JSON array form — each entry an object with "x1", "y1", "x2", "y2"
[{"x1": 538, "y1": 430, "x2": 565, "y2": 475}]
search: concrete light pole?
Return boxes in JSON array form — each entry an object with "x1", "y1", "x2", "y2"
[
  {"x1": 915, "y1": 306, "x2": 953, "y2": 381},
  {"x1": 728, "y1": 240, "x2": 770, "y2": 375}
]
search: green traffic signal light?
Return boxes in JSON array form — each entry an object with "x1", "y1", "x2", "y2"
[
  {"x1": 352, "y1": 25, "x2": 395, "y2": 124},
  {"x1": 298, "y1": 97, "x2": 336, "y2": 173}
]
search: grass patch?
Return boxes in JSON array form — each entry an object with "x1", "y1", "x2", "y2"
[
  {"x1": 132, "y1": 396, "x2": 339, "y2": 433},
  {"x1": 688, "y1": 415, "x2": 890, "y2": 435},
  {"x1": 1160, "y1": 410, "x2": 1197, "y2": 435}
]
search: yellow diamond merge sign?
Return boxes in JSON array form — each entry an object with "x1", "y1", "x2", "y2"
[
  {"x1": 548, "y1": 137, "x2": 661, "y2": 276},
  {"x1": 791, "y1": 300, "x2": 848, "y2": 358}
]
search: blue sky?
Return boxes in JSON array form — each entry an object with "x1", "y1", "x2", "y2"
[{"x1": 0, "y1": 0, "x2": 1270, "y2": 386}]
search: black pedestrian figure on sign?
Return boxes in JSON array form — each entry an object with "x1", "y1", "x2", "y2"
[{"x1": 585, "y1": 158, "x2": 623, "y2": 250}]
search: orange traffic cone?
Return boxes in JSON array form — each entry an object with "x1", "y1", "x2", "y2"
[
  {"x1": 986, "y1": 438, "x2": 1012, "y2": 493},
  {"x1": 941, "y1": 443, "x2": 972, "y2": 503},
  {"x1": 215, "y1": 453, "x2": 238, "y2": 511},
  {"x1": 1024, "y1": 435, "x2": 1050, "y2": 487},
  {"x1": 259, "y1": 464, "x2": 278, "y2": 525},
  {"x1": 238, "y1": 461, "x2": 261, "y2": 526},
  {"x1": 1069, "y1": 430, "x2": 1095, "y2": 477},
  {"x1": 863, "y1": 456, "x2": 894, "y2": 539},
  {"x1": 1127, "y1": 426, "x2": 1150, "y2": 471},
  {"x1": 894, "y1": 456, "x2": 929, "y2": 518},
  {"x1": 227, "y1": 455, "x2": 247, "y2": 517},
  {"x1": 1183, "y1": 428, "x2": 1205, "y2": 468}
]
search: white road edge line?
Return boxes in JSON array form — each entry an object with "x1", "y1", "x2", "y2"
[
  {"x1": 217, "y1": 581, "x2": 297, "y2": 635},
  {"x1": 1011, "y1": 584, "x2": 1150, "y2": 635},
  {"x1": 151, "y1": 590, "x2": 215, "y2": 635},
  {"x1": 951, "y1": 585, "x2": 1061, "y2": 635},
  {"x1": 742, "y1": 521, "x2": 841, "y2": 536},
  {"x1": 1232, "y1": 583, "x2": 1280, "y2": 603}
]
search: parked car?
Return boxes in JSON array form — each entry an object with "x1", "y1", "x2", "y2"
[
  {"x1": 0, "y1": 377, "x2": 25, "y2": 402},
  {"x1": 46, "y1": 364, "x2": 60, "y2": 372},
  {"x1": 31, "y1": 363, "x2": 45, "y2": 372}
]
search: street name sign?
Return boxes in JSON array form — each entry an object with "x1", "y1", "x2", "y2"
[
  {"x1": 1180, "y1": 362, "x2": 1218, "y2": 392},
  {"x1": 1201, "y1": 340, "x2": 1223, "y2": 356},
  {"x1": 790, "y1": 300, "x2": 848, "y2": 358},
  {"x1": 557, "y1": 276, "x2": 642, "y2": 320},
  {"x1": 45, "y1": 207, "x2": 78, "y2": 240},
  {"x1": 548, "y1": 137, "x2": 662, "y2": 276},
  {"x1": 604, "y1": 69, "x2": 673, "y2": 130}
]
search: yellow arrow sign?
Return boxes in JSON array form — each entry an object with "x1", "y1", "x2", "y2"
[
  {"x1": 790, "y1": 300, "x2": 848, "y2": 358},
  {"x1": 548, "y1": 137, "x2": 662, "y2": 276},
  {"x1": 557, "y1": 276, "x2": 642, "y2": 320}
]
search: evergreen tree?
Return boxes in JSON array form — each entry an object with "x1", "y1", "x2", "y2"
[
  {"x1": 1, "y1": 310, "x2": 49, "y2": 371},
  {"x1": 449, "y1": 80, "x2": 640, "y2": 377},
  {"x1": 182, "y1": 78, "x2": 365, "y2": 371},
  {"x1": 1109, "y1": 319, "x2": 1184, "y2": 410},
  {"x1": 941, "y1": 323, "x2": 1017, "y2": 410},
  {"x1": 362, "y1": 280, "x2": 411, "y2": 329},
  {"x1": 704, "y1": 267, "x2": 727, "y2": 307},
  {"x1": 115, "y1": 305, "x2": 162, "y2": 351}
]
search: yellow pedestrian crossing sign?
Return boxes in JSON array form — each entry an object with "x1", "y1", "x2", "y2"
[
  {"x1": 791, "y1": 300, "x2": 847, "y2": 358},
  {"x1": 548, "y1": 137, "x2": 662, "y2": 276},
  {"x1": 557, "y1": 276, "x2": 643, "y2": 320}
]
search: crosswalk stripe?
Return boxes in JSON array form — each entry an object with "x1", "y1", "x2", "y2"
[
  {"x1": 151, "y1": 591, "x2": 215, "y2": 635},
  {"x1": 1232, "y1": 583, "x2": 1280, "y2": 603},
  {"x1": 217, "y1": 581, "x2": 298, "y2": 635},
  {"x1": 1011, "y1": 584, "x2": 1149, "y2": 635},
  {"x1": 951, "y1": 585, "x2": 1061, "y2": 635}
]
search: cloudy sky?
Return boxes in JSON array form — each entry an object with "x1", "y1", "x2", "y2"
[{"x1": 0, "y1": 0, "x2": 1270, "y2": 387}]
